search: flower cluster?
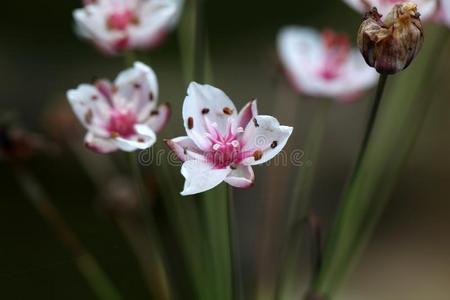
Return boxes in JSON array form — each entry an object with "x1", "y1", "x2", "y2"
[
  {"x1": 165, "y1": 83, "x2": 293, "y2": 195},
  {"x1": 67, "y1": 62, "x2": 170, "y2": 153},
  {"x1": 73, "y1": 0, "x2": 183, "y2": 54}
]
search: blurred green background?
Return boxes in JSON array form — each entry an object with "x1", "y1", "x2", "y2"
[{"x1": 1, "y1": 0, "x2": 450, "y2": 299}]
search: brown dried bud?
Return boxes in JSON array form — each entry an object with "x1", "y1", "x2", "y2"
[{"x1": 357, "y1": 2, "x2": 424, "y2": 74}]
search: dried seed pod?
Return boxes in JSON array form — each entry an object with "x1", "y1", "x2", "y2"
[{"x1": 357, "y1": 2, "x2": 424, "y2": 74}]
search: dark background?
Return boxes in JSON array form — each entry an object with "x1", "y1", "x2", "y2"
[{"x1": 1, "y1": 1, "x2": 450, "y2": 299}]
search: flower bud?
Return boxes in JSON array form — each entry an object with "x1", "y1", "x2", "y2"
[{"x1": 357, "y1": 2, "x2": 424, "y2": 74}]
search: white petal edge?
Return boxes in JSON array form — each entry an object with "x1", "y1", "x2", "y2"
[
  {"x1": 84, "y1": 132, "x2": 118, "y2": 153},
  {"x1": 224, "y1": 165, "x2": 255, "y2": 188},
  {"x1": 180, "y1": 160, "x2": 231, "y2": 196}
]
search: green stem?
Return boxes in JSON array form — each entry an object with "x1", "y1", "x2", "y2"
[
  {"x1": 14, "y1": 167, "x2": 123, "y2": 300},
  {"x1": 354, "y1": 73, "x2": 388, "y2": 170},
  {"x1": 151, "y1": 142, "x2": 207, "y2": 300},
  {"x1": 310, "y1": 25, "x2": 447, "y2": 299},
  {"x1": 228, "y1": 186, "x2": 244, "y2": 300},
  {"x1": 127, "y1": 152, "x2": 172, "y2": 300},
  {"x1": 275, "y1": 99, "x2": 331, "y2": 300},
  {"x1": 194, "y1": 0, "x2": 206, "y2": 82}
]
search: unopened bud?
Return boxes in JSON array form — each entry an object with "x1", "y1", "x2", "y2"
[{"x1": 357, "y1": 2, "x2": 424, "y2": 74}]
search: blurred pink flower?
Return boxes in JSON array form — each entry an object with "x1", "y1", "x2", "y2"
[
  {"x1": 438, "y1": 0, "x2": 450, "y2": 26},
  {"x1": 73, "y1": 0, "x2": 183, "y2": 55},
  {"x1": 67, "y1": 62, "x2": 170, "y2": 153},
  {"x1": 165, "y1": 82, "x2": 293, "y2": 195},
  {"x1": 277, "y1": 27, "x2": 378, "y2": 101},
  {"x1": 342, "y1": 0, "x2": 438, "y2": 21}
]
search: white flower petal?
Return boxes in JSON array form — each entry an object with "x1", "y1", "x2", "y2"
[
  {"x1": 66, "y1": 84, "x2": 112, "y2": 137},
  {"x1": 145, "y1": 103, "x2": 171, "y2": 133},
  {"x1": 164, "y1": 136, "x2": 203, "y2": 161},
  {"x1": 224, "y1": 165, "x2": 254, "y2": 188},
  {"x1": 84, "y1": 132, "x2": 118, "y2": 153},
  {"x1": 129, "y1": 0, "x2": 180, "y2": 49},
  {"x1": 234, "y1": 99, "x2": 258, "y2": 133},
  {"x1": 277, "y1": 26, "x2": 325, "y2": 95},
  {"x1": 113, "y1": 124, "x2": 156, "y2": 151},
  {"x1": 114, "y1": 62, "x2": 159, "y2": 121},
  {"x1": 73, "y1": 6, "x2": 128, "y2": 55},
  {"x1": 182, "y1": 82, "x2": 237, "y2": 150},
  {"x1": 241, "y1": 115, "x2": 293, "y2": 166},
  {"x1": 277, "y1": 26, "x2": 378, "y2": 99},
  {"x1": 180, "y1": 160, "x2": 230, "y2": 195}
]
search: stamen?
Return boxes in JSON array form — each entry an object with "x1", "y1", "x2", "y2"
[
  {"x1": 253, "y1": 150, "x2": 263, "y2": 161},
  {"x1": 271, "y1": 141, "x2": 278, "y2": 148},
  {"x1": 187, "y1": 117, "x2": 194, "y2": 129},
  {"x1": 253, "y1": 118, "x2": 259, "y2": 127},
  {"x1": 150, "y1": 110, "x2": 159, "y2": 116},
  {"x1": 231, "y1": 140, "x2": 240, "y2": 148},
  {"x1": 223, "y1": 107, "x2": 233, "y2": 115},
  {"x1": 84, "y1": 109, "x2": 93, "y2": 125},
  {"x1": 149, "y1": 92, "x2": 154, "y2": 101},
  {"x1": 201, "y1": 108, "x2": 210, "y2": 114}
]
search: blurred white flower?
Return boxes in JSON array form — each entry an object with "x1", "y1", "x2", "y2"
[
  {"x1": 73, "y1": 0, "x2": 183, "y2": 55},
  {"x1": 438, "y1": 0, "x2": 450, "y2": 26},
  {"x1": 165, "y1": 82, "x2": 293, "y2": 196},
  {"x1": 342, "y1": 0, "x2": 437, "y2": 21},
  {"x1": 67, "y1": 62, "x2": 170, "y2": 153},
  {"x1": 277, "y1": 27, "x2": 378, "y2": 101}
]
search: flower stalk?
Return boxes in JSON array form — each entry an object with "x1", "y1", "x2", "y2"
[
  {"x1": 275, "y1": 98, "x2": 331, "y2": 300},
  {"x1": 309, "y1": 24, "x2": 446, "y2": 300}
]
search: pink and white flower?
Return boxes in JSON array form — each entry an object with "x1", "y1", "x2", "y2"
[
  {"x1": 342, "y1": 0, "x2": 438, "y2": 21},
  {"x1": 67, "y1": 62, "x2": 170, "y2": 153},
  {"x1": 277, "y1": 27, "x2": 378, "y2": 101},
  {"x1": 165, "y1": 82, "x2": 293, "y2": 196},
  {"x1": 73, "y1": 0, "x2": 183, "y2": 55}
]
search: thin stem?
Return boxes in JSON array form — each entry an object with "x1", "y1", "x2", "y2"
[
  {"x1": 127, "y1": 152, "x2": 172, "y2": 300},
  {"x1": 309, "y1": 74, "x2": 390, "y2": 298},
  {"x1": 14, "y1": 167, "x2": 122, "y2": 300},
  {"x1": 354, "y1": 73, "x2": 389, "y2": 169},
  {"x1": 275, "y1": 99, "x2": 331, "y2": 300},
  {"x1": 228, "y1": 186, "x2": 244, "y2": 300},
  {"x1": 125, "y1": 51, "x2": 137, "y2": 67},
  {"x1": 194, "y1": 0, "x2": 205, "y2": 82}
]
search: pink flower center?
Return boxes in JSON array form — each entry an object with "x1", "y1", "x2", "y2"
[
  {"x1": 204, "y1": 119, "x2": 250, "y2": 169},
  {"x1": 318, "y1": 30, "x2": 350, "y2": 80},
  {"x1": 107, "y1": 9, "x2": 137, "y2": 31},
  {"x1": 107, "y1": 109, "x2": 137, "y2": 137}
]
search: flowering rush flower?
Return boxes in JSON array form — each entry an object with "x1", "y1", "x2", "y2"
[
  {"x1": 67, "y1": 62, "x2": 170, "y2": 153},
  {"x1": 342, "y1": 0, "x2": 437, "y2": 21},
  {"x1": 74, "y1": 0, "x2": 183, "y2": 54},
  {"x1": 165, "y1": 83, "x2": 293, "y2": 195},
  {"x1": 277, "y1": 27, "x2": 378, "y2": 101}
]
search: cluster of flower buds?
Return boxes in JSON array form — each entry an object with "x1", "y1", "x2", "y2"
[{"x1": 357, "y1": 2, "x2": 424, "y2": 74}]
